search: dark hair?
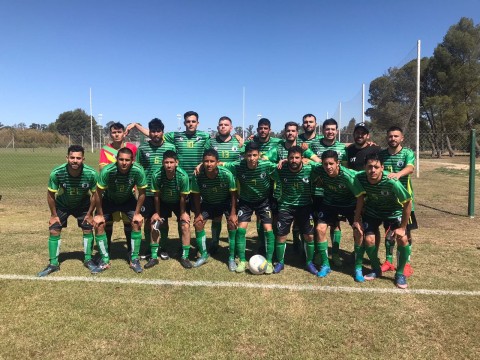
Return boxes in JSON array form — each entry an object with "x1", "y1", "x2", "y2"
[
  {"x1": 245, "y1": 141, "x2": 260, "y2": 153},
  {"x1": 149, "y1": 118, "x2": 164, "y2": 131},
  {"x1": 302, "y1": 114, "x2": 316, "y2": 122},
  {"x1": 322, "y1": 118, "x2": 338, "y2": 129},
  {"x1": 109, "y1": 122, "x2": 125, "y2": 132},
  {"x1": 321, "y1": 149, "x2": 338, "y2": 162},
  {"x1": 218, "y1": 116, "x2": 232, "y2": 124},
  {"x1": 163, "y1": 150, "x2": 178, "y2": 161},
  {"x1": 258, "y1": 118, "x2": 271, "y2": 128},
  {"x1": 284, "y1": 121, "x2": 298, "y2": 131},
  {"x1": 203, "y1": 148, "x2": 219, "y2": 160},
  {"x1": 387, "y1": 125, "x2": 403, "y2": 134},
  {"x1": 67, "y1": 145, "x2": 84, "y2": 155},
  {"x1": 117, "y1": 147, "x2": 133, "y2": 159},
  {"x1": 184, "y1": 111, "x2": 199, "y2": 121},
  {"x1": 287, "y1": 145, "x2": 303, "y2": 157},
  {"x1": 364, "y1": 152, "x2": 384, "y2": 165}
]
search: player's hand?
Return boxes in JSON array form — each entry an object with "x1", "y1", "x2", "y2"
[
  {"x1": 82, "y1": 214, "x2": 94, "y2": 226},
  {"x1": 150, "y1": 213, "x2": 161, "y2": 224},
  {"x1": 277, "y1": 159, "x2": 287, "y2": 169},
  {"x1": 366, "y1": 141, "x2": 378, "y2": 147},
  {"x1": 393, "y1": 227, "x2": 406, "y2": 240},
  {"x1": 194, "y1": 163, "x2": 203, "y2": 176},
  {"x1": 125, "y1": 122, "x2": 136, "y2": 136},
  {"x1": 387, "y1": 172, "x2": 400, "y2": 180},
  {"x1": 300, "y1": 143, "x2": 309, "y2": 151},
  {"x1": 352, "y1": 221, "x2": 363, "y2": 236},
  {"x1": 132, "y1": 213, "x2": 144, "y2": 226},
  {"x1": 93, "y1": 215, "x2": 105, "y2": 227},
  {"x1": 234, "y1": 134, "x2": 244, "y2": 148},
  {"x1": 228, "y1": 214, "x2": 238, "y2": 228},
  {"x1": 49, "y1": 216, "x2": 61, "y2": 227},
  {"x1": 180, "y1": 212, "x2": 191, "y2": 224},
  {"x1": 193, "y1": 214, "x2": 204, "y2": 226},
  {"x1": 302, "y1": 157, "x2": 311, "y2": 164},
  {"x1": 247, "y1": 134, "x2": 254, "y2": 141}
]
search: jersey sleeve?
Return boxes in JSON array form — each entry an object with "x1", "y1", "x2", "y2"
[
  {"x1": 97, "y1": 166, "x2": 109, "y2": 189},
  {"x1": 222, "y1": 160, "x2": 240, "y2": 176},
  {"x1": 303, "y1": 148, "x2": 315, "y2": 159},
  {"x1": 47, "y1": 170, "x2": 59, "y2": 192},
  {"x1": 345, "y1": 170, "x2": 365, "y2": 198},
  {"x1": 191, "y1": 174, "x2": 200, "y2": 194},
  {"x1": 226, "y1": 169, "x2": 237, "y2": 192},
  {"x1": 151, "y1": 169, "x2": 161, "y2": 193},
  {"x1": 392, "y1": 179, "x2": 412, "y2": 204},
  {"x1": 135, "y1": 167, "x2": 148, "y2": 189},
  {"x1": 264, "y1": 147, "x2": 279, "y2": 163},
  {"x1": 163, "y1": 132, "x2": 174, "y2": 144},
  {"x1": 405, "y1": 148, "x2": 415, "y2": 167}
]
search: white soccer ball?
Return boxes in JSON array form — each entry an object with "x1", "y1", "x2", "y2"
[{"x1": 249, "y1": 254, "x2": 268, "y2": 275}]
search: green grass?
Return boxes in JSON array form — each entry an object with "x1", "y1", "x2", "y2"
[{"x1": 0, "y1": 152, "x2": 480, "y2": 359}]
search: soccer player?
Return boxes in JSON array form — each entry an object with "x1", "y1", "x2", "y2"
[
  {"x1": 93, "y1": 147, "x2": 147, "y2": 273},
  {"x1": 298, "y1": 113, "x2": 323, "y2": 145},
  {"x1": 304, "y1": 118, "x2": 348, "y2": 267},
  {"x1": 346, "y1": 123, "x2": 381, "y2": 171},
  {"x1": 272, "y1": 146, "x2": 317, "y2": 274},
  {"x1": 223, "y1": 142, "x2": 277, "y2": 273},
  {"x1": 191, "y1": 148, "x2": 238, "y2": 269},
  {"x1": 38, "y1": 145, "x2": 99, "y2": 276},
  {"x1": 312, "y1": 150, "x2": 365, "y2": 279},
  {"x1": 378, "y1": 126, "x2": 417, "y2": 277},
  {"x1": 136, "y1": 118, "x2": 176, "y2": 259},
  {"x1": 353, "y1": 153, "x2": 412, "y2": 289},
  {"x1": 149, "y1": 150, "x2": 193, "y2": 269},
  {"x1": 99, "y1": 122, "x2": 138, "y2": 254}
]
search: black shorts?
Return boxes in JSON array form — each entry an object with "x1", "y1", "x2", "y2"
[
  {"x1": 315, "y1": 204, "x2": 355, "y2": 226},
  {"x1": 140, "y1": 196, "x2": 155, "y2": 219},
  {"x1": 159, "y1": 201, "x2": 184, "y2": 221},
  {"x1": 237, "y1": 198, "x2": 272, "y2": 224},
  {"x1": 49, "y1": 206, "x2": 93, "y2": 231},
  {"x1": 200, "y1": 201, "x2": 231, "y2": 221},
  {"x1": 363, "y1": 212, "x2": 418, "y2": 235},
  {"x1": 408, "y1": 211, "x2": 418, "y2": 231},
  {"x1": 276, "y1": 205, "x2": 314, "y2": 237},
  {"x1": 101, "y1": 197, "x2": 137, "y2": 223}
]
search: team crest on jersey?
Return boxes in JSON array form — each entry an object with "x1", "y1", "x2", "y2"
[
  {"x1": 232, "y1": 146, "x2": 238, "y2": 151},
  {"x1": 81, "y1": 183, "x2": 89, "y2": 188},
  {"x1": 238, "y1": 210, "x2": 244, "y2": 217},
  {"x1": 213, "y1": 146, "x2": 218, "y2": 150},
  {"x1": 338, "y1": 184, "x2": 346, "y2": 189},
  {"x1": 196, "y1": 136, "x2": 201, "y2": 142},
  {"x1": 241, "y1": 174, "x2": 246, "y2": 179},
  {"x1": 302, "y1": 177, "x2": 310, "y2": 183},
  {"x1": 128, "y1": 178, "x2": 134, "y2": 185},
  {"x1": 61, "y1": 183, "x2": 67, "y2": 189},
  {"x1": 283, "y1": 178, "x2": 288, "y2": 183},
  {"x1": 178, "y1": 137, "x2": 184, "y2": 141},
  {"x1": 381, "y1": 190, "x2": 390, "y2": 196},
  {"x1": 220, "y1": 183, "x2": 227, "y2": 188},
  {"x1": 260, "y1": 172, "x2": 266, "y2": 178},
  {"x1": 145, "y1": 152, "x2": 150, "y2": 158},
  {"x1": 397, "y1": 160, "x2": 404, "y2": 167},
  {"x1": 202, "y1": 184, "x2": 207, "y2": 188},
  {"x1": 337, "y1": 151, "x2": 342, "y2": 157}
]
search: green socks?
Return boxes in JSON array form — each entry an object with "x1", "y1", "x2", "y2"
[
  {"x1": 332, "y1": 229, "x2": 341, "y2": 254},
  {"x1": 236, "y1": 228, "x2": 247, "y2": 262},
  {"x1": 83, "y1": 233, "x2": 94, "y2": 261},
  {"x1": 396, "y1": 245, "x2": 410, "y2": 275},
  {"x1": 196, "y1": 229, "x2": 208, "y2": 257},
  {"x1": 150, "y1": 243, "x2": 159, "y2": 260},
  {"x1": 365, "y1": 245, "x2": 381, "y2": 270},
  {"x1": 228, "y1": 229, "x2": 237, "y2": 261},
  {"x1": 354, "y1": 244, "x2": 365, "y2": 270},
  {"x1": 182, "y1": 245, "x2": 190, "y2": 259},
  {"x1": 305, "y1": 240, "x2": 315, "y2": 265},
  {"x1": 48, "y1": 234, "x2": 61, "y2": 266},
  {"x1": 275, "y1": 241, "x2": 286, "y2": 264},
  {"x1": 130, "y1": 230, "x2": 142, "y2": 260},
  {"x1": 265, "y1": 230, "x2": 275, "y2": 263},
  {"x1": 315, "y1": 241, "x2": 330, "y2": 267},
  {"x1": 96, "y1": 233, "x2": 110, "y2": 262}
]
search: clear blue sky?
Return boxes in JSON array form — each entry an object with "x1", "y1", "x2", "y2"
[{"x1": 1, "y1": 0, "x2": 479, "y2": 132}]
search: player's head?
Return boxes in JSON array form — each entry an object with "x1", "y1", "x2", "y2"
[
  {"x1": 202, "y1": 148, "x2": 219, "y2": 172},
  {"x1": 322, "y1": 118, "x2": 338, "y2": 140},
  {"x1": 162, "y1": 150, "x2": 178, "y2": 172},
  {"x1": 302, "y1": 114, "x2": 317, "y2": 135},
  {"x1": 109, "y1": 122, "x2": 126, "y2": 143},
  {"x1": 321, "y1": 150, "x2": 340, "y2": 177},
  {"x1": 287, "y1": 145, "x2": 303, "y2": 171},
  {"x1": 217, "y1": 116, "x2": 233, "y2": 136},
  {"x1": 386, "y1": 126, "x2": 404, "y2": 149},
  {"x1": 353, "y1": 123, "x2": 370, "y2": 147},
  {"x1": 184, "y1": 111, "x2": 199, "y2": 133},
  {"x1": 245, "y1": 141, "x2": 260, "y2": 168},
  {"x1": 116, "y1": 147, "x2": 134, "y2": 173},
  {"x1": 257, "y1": 118, "x2": 271, "y2": 140},
  {"x1": 364, "y1": 152, "x2": 384, "y2": 182},
  {"x1": 66, "y1": 145, "x2": 85, "y2": 170},
  {"x1": 148, "y1": 118, "x2": 165, "y2": 144},
  {"x1": 284, "y1": 122, "x2": 298, "y2": 142}
]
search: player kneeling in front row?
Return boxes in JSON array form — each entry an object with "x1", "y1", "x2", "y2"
[
  {"x1": 148, "y1": 150, "x2": 193, "y2": 269},
  {"x1": 191, "y1": 148, "x2": 238, "y2": 269},
  {"x1": 38, "y1": 145, "x2": 99, "y2": 276},
  {"x1": 93, "y1": 147, "x2": 147, "y2": 273},
  {"x1": 353, "y1": 153, "x2": 412, "y2": 289}
]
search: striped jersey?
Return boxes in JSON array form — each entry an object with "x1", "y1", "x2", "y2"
[
  {"x1": 313, "y1": 166, "x2": 363, "y2": 207},
  {"x1": 97, "y1": 162, "x2": 147, "y2": 204},
  {"x1": 205, "y1": 136, "x2": 243, "y2": 162},
  {"x1": 191, "y1": 166, "x2": 236, "y2": 205},
  {"x1": 48, "y1": 164, "x2": 97, "y2": 210},
  {"x1": 244, "y1": 136, "x2": 282, "y2": 157},
  {"x1": 151, "y1": 166, "x2": 190, "y2": 204}
]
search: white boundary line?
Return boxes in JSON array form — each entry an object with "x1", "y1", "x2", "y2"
[{"x1": 1, "y1": 274, "x2": 479, "y2": 296}]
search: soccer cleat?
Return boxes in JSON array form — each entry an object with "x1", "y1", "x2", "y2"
[
  {"x1": 129, "y1": 259, "x2": 143, "y2": 273},
  {"x1": 331, "y1": 253, "x2": 343, "y2": 267},
  {"x1": 228, "y1": 259, "x2": 237, "y2": 272},
  {"x1": 179, "y1": 257, "x2": 193, "y2": 269},
  {"x1": 37, "y1": 264, "x2": 60, "y2": 277},
  {"x1": 317, "y1": 265, "x2": 332, "y2": 278},
  {"x1": 403, "y1": 263, "x2": 414, "y2": 277},
  {"x1": 273, "y1": 263, "x2": 284, "y2": 274},
  {"x1": 265, "y1": 262, "x2": 274, "y2": 275},
  {"x1": 395, "y1": 273, "x2": 408, "y2": 289},
  {"x1": 159, "y1": 249, "x2": 170, "y2": 261},
  {"x1": 354, "y1": 269, "x2": 365, "y2": 283},
  {"x1": 84, "y1": 260, "x2": 99, "y2": 273},
  {"x1": 144, "y1": 258, "x2": 159, "y2": 269},
  {"x1": 193, "y1": 255, "x2": 209, "y2": 268},
  {"x1": 364, "y1": 269, "x2": 382, "y2": 281},
  {"x1": 306, "y1": 262, "x2": 318, "y2": 276},
  {"x1": 235, "y1": 261, "x2": 247, "y2": 273},
  {"x1": 92, "y1": 259, "x2": 111, "y2": 274},
  {"x1": 380, "y1": 260, "x2": 396, "y2": 272},
  {"x1": 208, "y1": 241, "x2": 219, "y2": 255}
]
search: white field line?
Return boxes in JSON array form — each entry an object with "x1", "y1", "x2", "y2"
[{"x1": 1, "y1": 274, "x2": 479, "y2": 296}]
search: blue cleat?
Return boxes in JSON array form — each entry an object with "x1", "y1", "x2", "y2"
[
  {"x1": 37, "y1": 264, "x2": 59, "y2": 277},
  {"x1": 395, "y1": 274, "x2": 408, "y2": 289},
  {"x1": 84, "y1": 260, "x2": 100, "y2": 273},
  {"x1": 354, "y1": 269, "x2": 365, "y2": 282},
  {"x1": 364, "y1": 269, "x2": 382, "y2": 281},
  {"x1": 129, "y1": 258, "x2": 143, "y2": 273},
  {"x1": 273, "y1": 263, "x2": 284, "y2": 274},
  {"x1": 228, "y1": 259, "x2": 237, "y2": 272},
  {"x1": 193, "y1": 255, "x2": 209, "y2": 268},
  {"x1": 317, "y1": 265, "x2": 332, "y2": 278},
  {"x1": 306, "y1": 262, "x2": 318, "y2": 275}
]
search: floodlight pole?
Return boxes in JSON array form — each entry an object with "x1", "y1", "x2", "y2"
[
  {"x1": 89, "y1": 88, "x2": 94, "y2": 153},
  {"x1": 416, "y1": 40, "x2": 421, "y2": 178},
  {"x1": 242, "y1": 86, "x2": 246, "y2": 139},
  {"x1": 338, "y1": 102, "x2": 342, "y2": 142},
  {"x1": 362, "y1": 83, "x2": 365, "y2": 123},
  {"x1": 468, "y1": 129, "x2": 476, "y2": 218}
]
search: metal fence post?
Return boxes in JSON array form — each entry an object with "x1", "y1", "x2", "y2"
[{"x1": 468, "y1": 129, "x2": 476, "y2": 218}]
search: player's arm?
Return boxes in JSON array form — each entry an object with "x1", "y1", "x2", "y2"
[
  {"x1": 234, "y1": 134, "x2": 244, "y2": 148},
  {"x1": 93, "y1": 187, "x2": 105, "y2": 227},
  {"x1": 47, "y1": 190, "x2": 60, "y2": 227},
  {"x1": 83, "y1": 191, "x2": 96, "y2": 226},
  {"x1": 133, "y1": 188, "x2": 146, "y2": 225},
  {"x1": 192, "y1": 192, "x2": 203, "y2": 226},
  {"x1": 126, "y1": 122, "x2": 149, "y2": 137},
  {"x1": 395, "y1": 199, "x2": 412, "y2": 240},
  {"x1": 228, "y1": 190, "x2": 238, "y2": 227},
  {"x1": 353, "y1": 194, "x2": 365, "y2": 235},
  {"x1": 179, "y1": 193, "x2": 190, "y2": 224},
  {"x1": 387, "y1": 164, "x2": 414, "y2": 180}
]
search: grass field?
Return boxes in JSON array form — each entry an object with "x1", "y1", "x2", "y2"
[{"x1": 1, "y1": 148, "x2": 479, "y2": 359}]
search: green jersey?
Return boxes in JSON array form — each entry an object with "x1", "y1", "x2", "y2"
[
  {"x1": 245, "y1": 136, "x2": 282, "y2": 157},
  {"x1": 273, "y1": 163, "x2": 319, "y2": 210},
  {"x1": 313, "y1": 166, "x2": 363, "y2": 207},
  {"x1": 298, "y1": 133, "x2": 323, "y2": 147},
  {"x1": 164, "y1": 130, "x2": 210, "y2": 179},
  {"x1": 191, "y1": 166, "x2": 236, "y2": 205},
  {"x1": 223, "y1": 160, "x2": 276, "y2": 202},
  {"x1": 97, "y1": 163, "x2": 147, "y2": 205},
  {"x1": 379, "y1": 147, "x2": 415, "y2": 209},
  {"x1": 355, "y1": 170, "x2": 412, "y2": 220},
  {"x1": 263, "y1": 140, "x2": 291, "y2": 163},
  {"x1": 206, "y1": 136, "x2": 243, "y2": 162},
  {"x1": 48, "y1": 164, "x2": 97, "y2": 210},
  {"x1": 135, "y1": 141, "x2": 177, "y2": 196},
  {"x1": 151, "y1": 166, "x2": 190, "y2": 204}
]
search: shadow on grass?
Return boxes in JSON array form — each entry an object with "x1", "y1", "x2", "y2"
[{"x1": 417, "y1": 202, "x2": 467, "y2": 217}]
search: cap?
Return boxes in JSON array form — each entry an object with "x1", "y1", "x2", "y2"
[{"x1": 354, "y1": 123, "x2": 369, "y2": 134}]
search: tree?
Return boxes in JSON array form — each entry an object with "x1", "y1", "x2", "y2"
[{"x1": 54, "y1": 109, "x2": 98, "y2": 140}]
